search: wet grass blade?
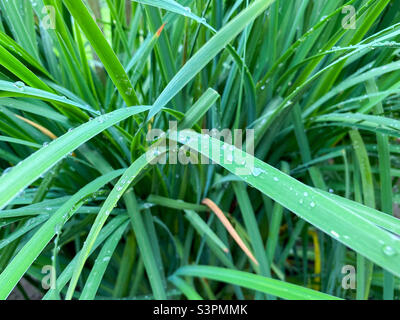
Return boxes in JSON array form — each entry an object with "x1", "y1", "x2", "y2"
[
  {"x1": 62, "y1": 0, "x2": 139, "y2": 106},
  {"x1": 0, "y1": 106, "x2": 150, "y2": 210},
  {"x1": 174, "y1": 265, "x2": 341, "y2": 300},
  {"x1": 171, "y1": 130, "x2": 400, "y2": 277},
  {"x1": 148, "y1": 0, "x2": 275, "y2": 119}
]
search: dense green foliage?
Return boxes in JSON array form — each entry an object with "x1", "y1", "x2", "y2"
[{"x1": 0, "y1": 0, "x2": 400, "y2": 300}]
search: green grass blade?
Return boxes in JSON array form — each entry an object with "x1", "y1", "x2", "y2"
[
  {"x1": 65, "y1": 151, "x2": 159, "y2": 299},
  {"x1": 0, "y1": 170, "x2": 124, "y2": 299},
  {"x1": 171, "y1": 130, "x2": 400, "y2": 277},
  {"x1": 0, "y1": 106, "x2": 150, "y2": 209},
  {"x1": 124, "y1": 189, "x2": 168, "y2": 299},
  {"x1": 80, "y1": 222, "x2": 128, "y2": 300},
  {"x1": 169, "y1": 275, "x2": 203, "y2": 300},
  {"x1": 62, "y1": 0, "x2": 139, "y2": 106},
  {"x1": 184, "y1": 209, "x2": 229, "y2": 254},
  {"x1": 174, "y1": 265, "x2": 341, "y2": 300},
  {"x1": 147, "y1": 0, "x2": 275, "y2": 119}
]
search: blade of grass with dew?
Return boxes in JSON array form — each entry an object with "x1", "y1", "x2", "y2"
[
  {"x1": 80, "y1": 222, "x2": 128, "y2": 300},
  {"x1": 43, "y1": 216, "x2": 129, "y2": 300},
  {"x1": 65, "y1": 151, "x2": 162, "y2": 299},
  {"x1": 349, "y1": 130, "x2": 375, "y2": 300},
  {"x1": 62, "y1": 0, "x2": 139, "y2": 106},
  {"x1": 171, "y1": 130, "x2": 400, "y2": 277},
  {"x1": 0, "y1": 80, "x2": 98, "y2": 116},
  {"x1": 174, "y1": 265, "x2": 341, "y2": 300},
  {"x1": 0, "y1": 169, "x2": 125, "y2": 299},
  {"x1": 0, "y1": 106, "x2": 150, "y2": 210},
  {"x1": 147, "y1": 0, "x2": 276, "y2": 119},
  {"x1": 366, "y1": 79, "x2": 395, "y2": 299},
  {"x1": 319, "y1": 190, "x2": 400, "y2": 235},
  {"x1": 124, "y1": 188, "x2": 168, "y2": 300},
  {"x1": 0, "y1": 0, "x2": 40, "y2": 61},
  {"x1": 266, "y1": 162, "x2": 289, "y2": 264}
]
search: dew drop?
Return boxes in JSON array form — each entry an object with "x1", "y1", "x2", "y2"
[
  {"x1": 382, "y1": 245, "x2": 397, "y2": 257},
  {"x1": 97, "y1": 116, "x2": 105, "y2": 124},
  {"x1": 330, "y1": 230, "x2": 340, "y2": 238},
  {"x1": 143, "y1": 203, "x2": 152, "y2": 209},
  {"x1": 251, "y1": 167, "x2": 264, "y2": 177},
  {"x1": 2, "y1": 167, "x2": 12, "y2": 176},
  {"x1": 14, "y1": 81, "x2": 25, "y2": 91}
]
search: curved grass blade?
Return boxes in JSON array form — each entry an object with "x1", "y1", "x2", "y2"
[
  {"x1": 0, "y1": 136, "x2": 41, "y2": 149},
  {"x1": 178, "y1": 88, "x2": 219, "y2": 130},
  {"x1": 43, "y1": 216, "x2": 129, "y2": 300},
  {"x1": 0, "y1": 170, "x2": 125, "y2": 299},
  {"x1": 147, "y1": 0, "x2": 275, "y2": 119},
  {"x1": 170, "y1": 130, "x2": 400, "y2": 277},
  {"x1": 133, "y1": 0, "x2": 213, "y2": 29},
  {"x1": 0, "y1": 214, "x2": 48, "y2": 250},
  {"x1": 0, "y1": 44, "x2": 51, "y2": 91},
  {"x1": 124, "y1": 191, "x2": 168, "y2": 300},
  {"x1": 0, "y1": 106, "x2": 150, "y2": 210},
  {"x1": 184, "y1": 209, "x2": 228, "y2": 254},
  {"x1": 79, "y1": 222, "x2": 128, "y2": 300},
  {"x1": 62, "y1": 0, "x2": 139, "y2": 106},
  {"x1": 169, "y1": 275, "x2": 203, "y2": 300},
  {"x1": 65, "y1": 152, "x2": 160, "y2": 300},
  {"x1": 0, "y1": 31, "x2": 50, "y2": 77},
  {"x1": 147, "y1": 195, "x2": 207, "y2": 212},
  {"x1": 0, "y1": 80, "x2": 100, "y2": 115},
  {"x1": 174, "y1": 265, "x2": 341, "y2": 300}
]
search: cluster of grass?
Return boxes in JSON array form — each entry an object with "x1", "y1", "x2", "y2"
[{"x1": 0, "y1": 0, "x2": 400, "y2": 300}]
